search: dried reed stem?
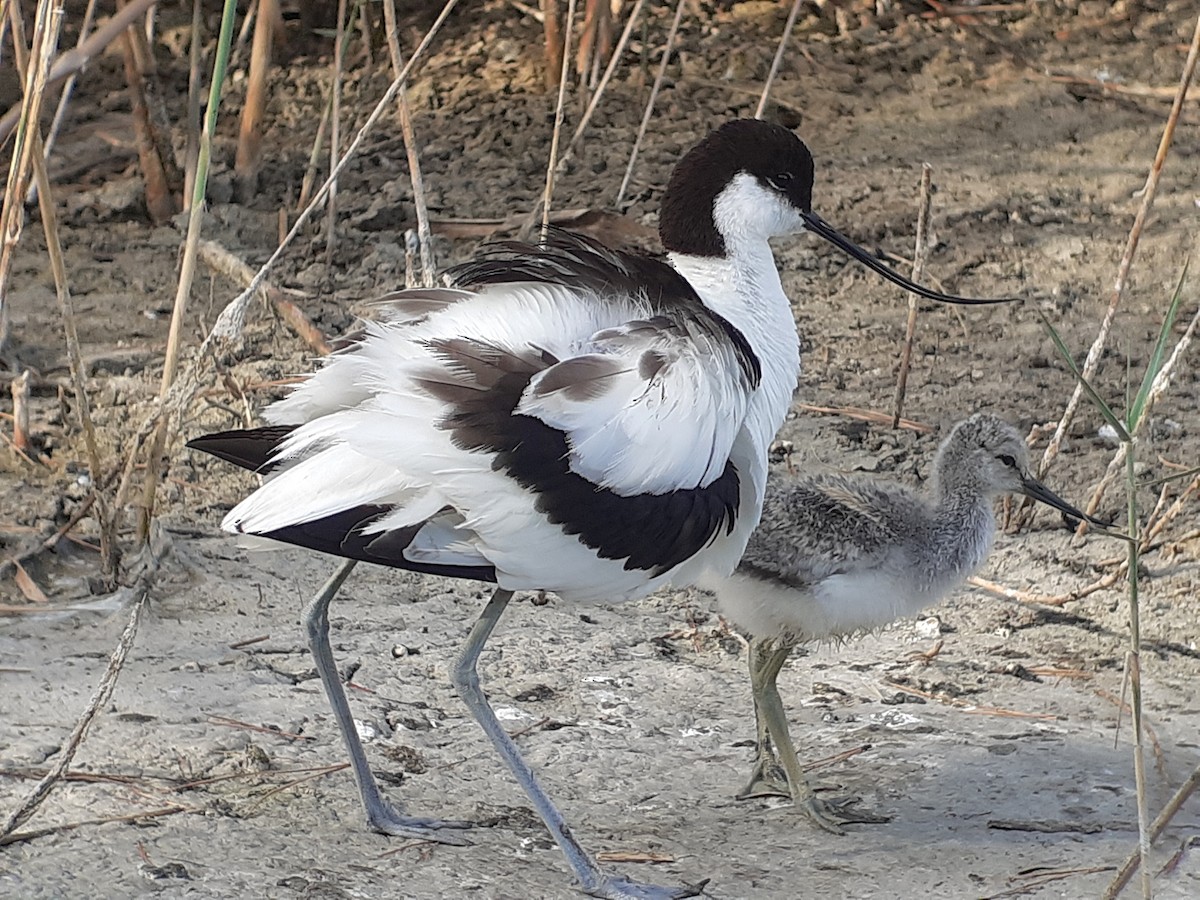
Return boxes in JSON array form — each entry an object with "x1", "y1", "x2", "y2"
[
  {"x1": 542, "y1": 0, "x2": 563, "y2": 91},
  {"x1": 235, "y1": 0, "x2": 278, "y2": 201},
  {"x1": 30, "y1": 126, "x2": 115, "y2": 574},
  {"x1": 1104, "y1": 763, "x2": 1200, "y2": 899},
  {"x1": 197, "y1": 239, "x2": 332, "y2": 355},
  {"x1": 138, "y1": 0, "x2": 239, "y2": 540},
  {"x1": 562, "y1": 0, "x2": 646, "y2": 163},
  {"x1": 892, "y1": 163, "x2": 933, "y2": 428},
  {"x1": 383, "y1": 0, "x2": 436, "y2": 286},
  {"x1": 0, "y1": 0, "x2": 62, "y2": 363},
  {"x1": 118, "y1": 6, "x2": 180, "y2": 222},
  {"x1": 540, "y1": 0, "x2": 579, "y2": 237},
  {"x1": 25, "y1": 0, "x2": 99, "y2": 205},
  {"x1": 0, "y1": 589, "x2": 149, "y2": 839},
  {"x1": 755, "y1": 0, "x2": 802, "y2": 119},
  {"x1": 207, "y1": 0, "x2": 460, "y2": 348},
  {"x1": 1036, "y1": 12, "x2": 1200, "y2": 481},
  {"x1": 615, "y1": 0, "x2": 688, "y2": 206},
  {"x1": 9, "y1": 369, "x2": 29, "y2": 451},
  {"x1": 184, "y1": 0, "x2": 202, "y2": 209},
  {"x1": 325, "y1": 0, "x2": 349, "y2": 268},
  {"x1": 0, "y1": 0, "x2": 158, "y2": 144}
]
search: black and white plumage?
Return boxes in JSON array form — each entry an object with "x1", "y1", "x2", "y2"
[
  {"x1": 188, "y1": 119, "x2": 1011, "y2": 900},
  {"x1": 699, "y1": 414, "x2": 1109, "y2": 833}
]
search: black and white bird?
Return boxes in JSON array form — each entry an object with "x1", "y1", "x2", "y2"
[
  {"x1": 188, "y1": 119, "x2": 1010, "y2": 899},
  {"x1": 704, "y1": 414, "x2": 1110, "y2": 832}
]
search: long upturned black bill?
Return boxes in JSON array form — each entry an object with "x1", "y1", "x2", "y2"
[
  {"x1": 1021, "y1": 477, "x2": 1111, "y2": 529},
  {"x1": 801, "y1": 210, "x2": 1018, "y2": 306}
]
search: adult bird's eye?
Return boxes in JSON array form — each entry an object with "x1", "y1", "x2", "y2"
[
  {"x1": 768, "y1": 173, "x2": 793, "y2": 191},
  {"x1": 998, "y1": 454, "x2": 1017, "y2": 468}
]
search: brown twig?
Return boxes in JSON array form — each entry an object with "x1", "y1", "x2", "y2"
[
  {"x1": 324, "y1": 0, "x2": 350, "y2": 268},
  {"x1": 9, "y1": 368, "x2": 30, "y2": 451},
  {"x1": 968, "y1": 571, "x2": 1122, "y2": 608},
  {"x1": 25, "y1": 0, "x2": 99, "y2": 206},
  {"x1": 118, "y1": 1, "x2": 180, "y2": 223},
  {"x1": 539, "y1": 0, "x2": 578, "y2": 238},
  {"x1": 1034, "y1": 12, "x2": 1200, "y2": 487},
  {"x1": 1047, "y1": 73, "x2": 1200, "y2": 102},
  {"x1": 1104, "y1": 763, "x2": 1200, "y2": 899},
  {"x1": 0, "y1": 589, "x2": 149, "y2": 839},
  {"x1": 382, "y1": 0, "x2": 436, "y2": 286},
  {"x1": 0, "y1": 0, "x2": 159, "y2": 146},
  {"x1": 234, "y1": 0, "x2": 277, "y2": 201},
  {"x1": 891, "y1": 163, "x2": 933, "y2": 428},
  {"x1": 883, "y1": 680, "x2": 1057, "y2": 720},
  {"x1": 197, "y1": 239, "x2": 332, "y2": 356},
  {"x1": 0, "y1": 0, "x2": 63, "y2": 365},
  {"x1": 795, "y1": 402, "x2": 935, "y2": 433},
  {"x1": 615, "y1": 0, "x2": 688, "y2": 207},
  {"x1": 207, "y1": 0, "x2": 460, "y2": 347},
  {"x1": 183, "y1": 0, "x2": 202, "y2": 209},
  {"x1": 541, "y1": 0, "x2": 563, "y2": 91},
  {"x1": 755, "y1": 0, "x2": 802, "y2": 119},
  {"x1": 0, "y1": 805, "x2": 188, "y2": 848}
]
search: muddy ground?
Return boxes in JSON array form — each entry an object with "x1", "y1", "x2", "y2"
[{"x1": 2, "y1": 1, "x2": 1199, "y2": 898}]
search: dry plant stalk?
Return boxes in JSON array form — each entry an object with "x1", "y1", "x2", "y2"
[
  {"x1": 30, "y1": 126, "x2": 117, "y2": 577},
  {"x1": 576, "y1": 0, "x2": 612, "y2": 91},
  {"x1": 138, "y1": 0, "x2": 240, "y2": 540},
  {"x1": 892, "y1": 163, "x2": 933, "y2": 427},
  {"x1": 562, "y1": 0, "x2": 647, "y2": 165},
  {"x1": 325, "y1": 0, "x2": 350, "y2": 267},
  {"x1": 1104, "y1": 763, "x2": 1200, "y2": 899},
  {"x1": 1078, "y1": 299, "x2": 1200, "y2": 528},
  {"x1": 0, "y1": 590, "x2": 149, "y2": 839},
  {"x1": 541, "y1": 0, "x2": 563, "y2": 91},
  {"x1": 207, "y1": 0, "x2": 461, "y2": 348},
  {"x1": 615, "y1": 0, "x2": 689, "y2": 206},
  {"x1": 383, "y1": 0, "x2": 436, "y2": 286},
  {"x1": 197, "y1": 240, "x2": 332, "y2": 356},
  {"x1": 118, "y1": 5, "x2": 181, "y2": 222},
  {"x1": 0, "y1": 0, "x2": 64, "y2": 363},
  {"x1": 0, "y1": 0, "x2": 159, "y2": 144},
  {"x1": 26, "y1": 0, "x2": 100, "y2": 206},
  {"x1": 184, "y1": 0, "x2": 203, "y2": 209},
  {"x1": 1034, "y1": 13, "x2": 1200, "y2": 484},
  {"x1": 755, "y1": 0, "x2": 803, "y2": 119},
  {"x1": 235, "y1": 0, "x2": 278, "y2": 201},
  {"x1": 539, "y1": 0, "x2": 579, "y2": 238},
  {"x1": 9, "y1": 369, "x2": 30, "y2": 451}
]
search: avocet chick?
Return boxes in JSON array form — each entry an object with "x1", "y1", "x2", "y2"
[{"x1": 701, "y1": 413, "x2": 1107, "y2": 833}]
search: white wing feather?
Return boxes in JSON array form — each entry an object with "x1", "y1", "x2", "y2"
[{"x1": 520, "y1": 316, "x2": 753, "y2": 494}]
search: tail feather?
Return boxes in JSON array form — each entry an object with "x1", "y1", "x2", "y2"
[
  {"x1": 186, "y1": 426, "x2": 297, "y2": 473},
  {"x1": 255, "y1": 504, "x2": 497, "y2": 582}
]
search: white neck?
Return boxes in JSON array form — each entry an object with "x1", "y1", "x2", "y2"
[{"x1": 668, "y1": 236, "x2": 801, "y2": 480}]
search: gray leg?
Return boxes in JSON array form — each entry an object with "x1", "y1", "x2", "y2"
[
  {"x1": 304, "y1": 558, "x2": 471, "y2": 844},
  {"x1": 743, "y1": 636, "x2": 845, "y2": 834},
  {"x1": 451, "y1": 588, "x2": 704, "y2": 900}
]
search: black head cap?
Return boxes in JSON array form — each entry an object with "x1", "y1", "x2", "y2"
[{"x1": 659, "y1": 119, "x2": 815, "y2": 257}]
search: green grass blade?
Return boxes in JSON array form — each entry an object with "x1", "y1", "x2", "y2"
[
  {"x1": 1127, "y1": 256, "x2": 1190, "y2": 431},
  {"x1": 1039, "y1": 311, "x2": 1131, "y2": 443}
]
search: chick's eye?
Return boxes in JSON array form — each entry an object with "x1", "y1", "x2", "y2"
[
  {"x1": 998, "y1": 454, "x2": 1017, "y2": 468},
  {"x1": 768, "y1": 173, "x2": 793, "y2": 191}
]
